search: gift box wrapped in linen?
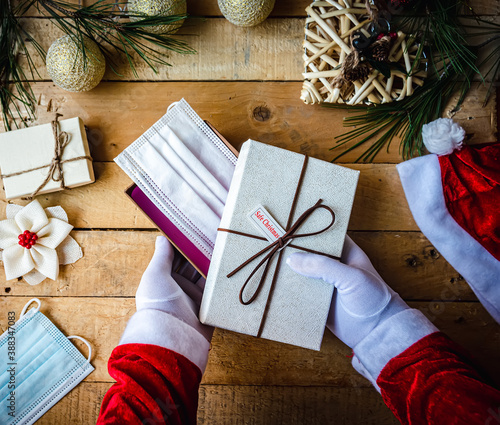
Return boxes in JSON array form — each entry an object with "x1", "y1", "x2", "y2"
[
  {"x1": 200, "y1": 140, "x2": 360, "y2": 350},
  {"x1": 0, "y1": 117, "x2": 94, "y2": 200}
]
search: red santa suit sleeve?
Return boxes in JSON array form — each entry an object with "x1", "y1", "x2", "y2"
[
  {"x1": 96, "y1": 309, "x2": 210, "y2": 425},
  {"x1": 349, "y1": 308, "x2": 500, "y2": 425},
  {"x1": 377, "y1": 332, "x2": 500, "y2": 425}
]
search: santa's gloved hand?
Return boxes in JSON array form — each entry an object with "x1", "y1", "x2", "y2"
[
  {"x1": 287, "y1": 236, "x2": 438, "y2": 389},
  {"x1": 135, "y1": 236, "x2": 213, "y2": 341},
  {"x1": 119, "y1": 236, "x2": 213, "y2": 372}
]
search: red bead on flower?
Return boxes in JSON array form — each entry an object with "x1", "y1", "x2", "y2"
[{"x1": 18, "y1": 230, "x2": 38, "y2": 249}]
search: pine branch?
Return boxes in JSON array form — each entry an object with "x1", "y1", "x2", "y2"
[
  {"x1": 1, "y1": 0, "x2": 195, "y2": 131},
  {"x1": 0, "y1": 1, "x2": 44, "y2": 131},
  {"x1": 325, "y1": 0, "x2": 483, "y2": 162},
  {"x1": 462, "y1": 16, "x2": 500, "y2": 106},
  {"x1": 19, "y1": 0, "x2": 195, "y2": 76}
]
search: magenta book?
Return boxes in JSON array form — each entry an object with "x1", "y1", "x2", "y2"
[{"x1": 127, "y1": 184, "x2": 211, "y2": 277}]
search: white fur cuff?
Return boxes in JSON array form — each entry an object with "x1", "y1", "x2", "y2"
[{"x1": 119, "y1": 309, "x2": 210, "y2": 372}]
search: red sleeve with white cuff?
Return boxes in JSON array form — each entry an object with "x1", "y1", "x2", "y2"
[
  {"x1": 97, "y1": 309, "x2": 210, "y2": 425},
  {"x1": 351, "y1": 309, "x2": 500, "y2": 425},
  {"x1": 378, "y1": 332, "x2": 500, "y2": 425}
]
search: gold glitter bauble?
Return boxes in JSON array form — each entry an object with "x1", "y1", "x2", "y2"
[
  {"x1": 218, "y1": 0, "x2": 275, "y2": 27},
  {"x1": 128, "y1": 0, "x2": 187, "y2": 34},
  {"x1": 46, "y1": 36, "x2": 105, "y2": 93}
]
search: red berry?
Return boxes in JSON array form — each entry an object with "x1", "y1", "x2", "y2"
[
  {"x1": 377, "y1": 33, "x2": 385, "y2": 40},
  {"x1": 17, "y1": 231, "x2": 37, "y2": 248},
  {"x1": 389, "y1": 31, "x2": 398, "y2": 39}
]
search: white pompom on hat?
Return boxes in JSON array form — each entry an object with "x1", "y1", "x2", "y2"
[
  {"x1": 422, "y1": 118, "x2": 466, "y2": 155},
  {"x1": 397, "y1": 119, "x2": 500, "y2": 324}
]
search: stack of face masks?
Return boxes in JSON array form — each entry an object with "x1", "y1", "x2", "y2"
[{"x1": 115, "y1": 99, "x2": 237, "y2": 266}]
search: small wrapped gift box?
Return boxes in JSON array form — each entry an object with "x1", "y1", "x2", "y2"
[
  {"x1": 0, "y1": 117, "x2": 94, "y2": 199},
  {"x1": 200, "y1": 140, "x2": 360, "y2": 350}
]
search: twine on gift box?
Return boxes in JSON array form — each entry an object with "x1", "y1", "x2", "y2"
[
  {"x1": 217, "y1": 155, "x2": 339, "y2": 338},
  {"x1": 0, "y1": 114, "x2": 93, "y2": 200}
]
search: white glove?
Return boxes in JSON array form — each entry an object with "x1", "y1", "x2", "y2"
[
  {"x1": 287, "y1": 236, "x2": 438, "y2": 388},
  {"x1": 286, "y1": 236, "x2": 408, "y2": 348},
  {"x1": 120, "y1": 236, "x2": 213, "y2": 372},
  {"x1": 135, "y1": 236, "x2": 213, "y2": 341}
]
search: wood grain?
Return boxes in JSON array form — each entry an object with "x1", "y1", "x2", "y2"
[
  {"x1": 1, "y1": 297, "x2": 498, "y2": 386},
  {"x1": 3, "y1": 82, "x2": 495, "y2": 164},
  {"x1": 1, "y1": 162, "x2": 417, "y2": 230},
  {"x1": 18, "y1": 18, "x2": 305, "y2": 82},
  {"x1": 1, "y1": 231, "x2": 475, "y2": 301},
  {"x1": 35, "y1": 382, "x2": 399, "y2": 425},
  {"x1": 18, "y1": 0, "x2": 499, "y2": 17}
]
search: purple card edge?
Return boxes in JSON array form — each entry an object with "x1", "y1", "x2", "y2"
[{"x1": 130, "y1": 185, "x2": 211, "y2": 277}]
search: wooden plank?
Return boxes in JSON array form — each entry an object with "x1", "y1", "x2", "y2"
[
  {"x1": 1, "y1": 231, "x2": 475, "y2": 301},
  {"x1": 35, "y1": 382, "x2": 110, "y2": 425},
  {"x1": 4, "y1": 82, "x2": 495, "y2": 164},
  {"x1": 1, "y1": 162, "x2": 418, "y2": 231},
  {"x1": 1, "y1": 297, "x2": 498, "y2": 386},
  {"x1": 197, "y1": 385, "x2": 399, "y2": 425},
  {"x1": 35, "y1": 382, "x2": 398, "y2": 425},
  {"x1": 18, "y1": 18, "x2": 304, "y2": 82},
  {"x1": 18, "y1": 17, "x2": 500, "y2": 83},
  {"x1": 18, "y1": 0, "x2": 499, "y2": 17}
]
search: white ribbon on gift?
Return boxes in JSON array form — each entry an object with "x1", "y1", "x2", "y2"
[{"x1": 0, "y1": 200, "x2": 82, "y2": 285}]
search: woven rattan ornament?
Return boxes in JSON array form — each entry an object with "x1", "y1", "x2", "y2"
[
  {"x1": 46, "y1": 35, "x2": 105, "y2": 93},
  {"x1": 218, "y1": 0, "x2": 275, "y2": 27},
  {"x1": 128, "y1": 0, "x2": 187, "y2": 34},
  {"x1": 301, "y1": 0, "x2": 427, "y2": 105}
]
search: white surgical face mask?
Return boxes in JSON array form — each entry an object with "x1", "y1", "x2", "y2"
[
  {"x1": 0, "y1": 299, "x2": 94, "y2": 425},
  {"x1": 115, "y1": 98, "x2": 237, "y2": 259}
]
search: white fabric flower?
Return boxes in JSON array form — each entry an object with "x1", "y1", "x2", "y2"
[
  {"x1": 0, "y1": 200, "x2": 82, "y2": 285},
  {"x1": 422, "y1": 118, "x2": 465, "y2": 155}
]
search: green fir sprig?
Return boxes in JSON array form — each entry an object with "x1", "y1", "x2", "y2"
[
  {"x1": 17, "y1": 0, "x2": 195, "y2": 75},
  {"x1": 0, "y1": 1, "x2": 44, "y2": 130},
  {"x1": 2, "y1": 0, "x2": 194, "y2": 130},
  {"x1": 327, "y1": 0, "x2": 497, "y2": 162}
]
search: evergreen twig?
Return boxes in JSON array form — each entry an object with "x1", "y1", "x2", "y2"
[
  {"x1": 326, "y1": 0, "x2": 496, "y2": 162},
  {"x1": 19, "y1": 0, "x2": 195, "y2": 76},
  {"x1": 1, "y1": 0, "x2": 195, "y2": 130},
  {"x1": 0, "y1": 1, "x2": 43, "y2": 130}
]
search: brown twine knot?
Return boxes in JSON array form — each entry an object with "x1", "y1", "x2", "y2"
[
  {"x1": 0, "y1": 114, "x2": 93, "y2": 200},
  {"x1": 217, "y1": 156, "x2": 340, "y2": 337}
]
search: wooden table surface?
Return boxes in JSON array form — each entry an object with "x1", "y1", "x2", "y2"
[{"x1": 1, "y1": 1, "x2": 499, "y2": 424}]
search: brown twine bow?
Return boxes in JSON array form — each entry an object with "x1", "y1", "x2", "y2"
[
  {"x1": 0, "y1": 114, "x2": 92, "y2": 200},
  {"x1": 217, "y1": 155, "x2": 338, "y2": 337}
]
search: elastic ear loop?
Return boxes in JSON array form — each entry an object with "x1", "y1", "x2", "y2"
[
  {"x1": 67, "y1": 336, "x2": 92, "y2": 363},
  {"x1": 167, "y1": 101, "x2": 179, "y2": 113},
  {"x1": 20, "y1": 298, "x2": 41, "y2": 318}
]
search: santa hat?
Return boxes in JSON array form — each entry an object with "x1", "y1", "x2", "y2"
[{"x1": 397, "y1": 118, "x2": 500, "y2": 324}]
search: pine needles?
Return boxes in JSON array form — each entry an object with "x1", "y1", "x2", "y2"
[
  {"x1": 2, "y1": 0, "x2": 195, "y2": 130},
  {"x1": 18, "y1": 0, "x2": 195, "y2": 75},
  {"x1": 326, "y1": 0, "x2": 497, "y2": 162},
  {"x1": 0, "y1": 1, "x2": 44, "y2": 130}
]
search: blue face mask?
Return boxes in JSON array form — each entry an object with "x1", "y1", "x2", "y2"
[{"x1": 0, "y1": 298, "x2": 94, "y2": 425}]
